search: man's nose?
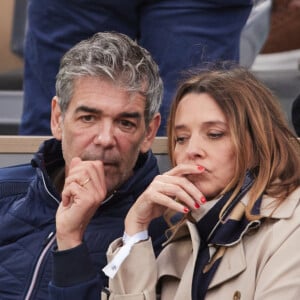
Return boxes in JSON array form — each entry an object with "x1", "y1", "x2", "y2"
[{"x1": 94, "y1": 121, "x2": 116, "y2": 147}]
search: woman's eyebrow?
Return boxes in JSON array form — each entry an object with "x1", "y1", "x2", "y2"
[
  {"x1": 175, "y1": 120, "x2": 227, "y2": 130},
  {"x1": 174, "y1": 124, "x2": 187, "y2": 131}
]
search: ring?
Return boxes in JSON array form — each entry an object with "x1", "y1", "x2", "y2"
[{"x1": 81, "y1": 177, "x2": 91, "y2": 187}]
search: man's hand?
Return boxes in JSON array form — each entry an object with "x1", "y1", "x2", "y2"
[{"x1": 56, "y1": 157, "x2": 107, "y2": 250}]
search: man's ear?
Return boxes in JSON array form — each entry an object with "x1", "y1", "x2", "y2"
[
  {"x1": 140, "y1": 113, "x2": 161, "y2": 153},
  {"x1": 50, "y1": 96, "x2": 63, "y2": 140}
]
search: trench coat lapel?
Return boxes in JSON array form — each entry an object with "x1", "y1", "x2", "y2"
[
  {"x1": 157, "y1": 187, "x2": 300, "y2": 296},
  {"x1": 157, "y1": 220, "x2": 247, "y2": 293},
  {"x1": 209, "y1": 188, "x2": 300, "y2": 289},
  {"x1": 208, "y1": 241, "x2": 246, "y2": 288},
  {"x1": 157, "y1": 200, "x2": 217, "y2": 280},
  {"x1": 157, "y1": 222, "x2": 196, "y2": 279}
]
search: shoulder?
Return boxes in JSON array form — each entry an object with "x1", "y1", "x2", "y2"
[
  {"x1": 253, "y1": 187, "x2": 300, "y2": 253},
  {"x1": 261, "y1": 187, "x2": 300, "y2": 221},
  {"x1": 0, "y1": 163, "x2": 36, "y2": 198},
  {"x1": 0, "y1": 163, "x2": 36, "y2": 181}
]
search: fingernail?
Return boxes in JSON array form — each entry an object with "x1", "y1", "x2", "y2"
[
  {"x1": 197, "y1": 165, "x2": 205, "y2": 171},
  {"x1": 200, "y1": 196, "x2": 206, "y2": 204},
  {"x1": 194, "y1": 202, "x2": 200, "y2": 209},
  {"x1": 183, "y1": 207, "x2": 190, "y2": 213}
]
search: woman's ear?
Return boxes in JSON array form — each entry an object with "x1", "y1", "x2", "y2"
[
  {"x1": 140, "y1": 113, "x2": 161, "y2": 153},
  {"x1": 50, "y1": 96, "x2": 63, "y2": 140}
]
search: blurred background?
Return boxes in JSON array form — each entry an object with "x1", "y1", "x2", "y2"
[
  {"x1": 0, "y1": 0, "x2": 25, "y2": 134},
  {"x1": 0, "y1": 0, "x2": 299, "y2": 135}
]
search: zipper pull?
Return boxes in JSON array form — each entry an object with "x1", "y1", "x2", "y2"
[{"x1": 42, "y1": 231, "x2": 55, "y2": 246}]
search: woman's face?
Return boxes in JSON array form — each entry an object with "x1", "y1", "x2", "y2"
[{"x1": 173, "y1": 92, "x2": 237, "y2": 200}]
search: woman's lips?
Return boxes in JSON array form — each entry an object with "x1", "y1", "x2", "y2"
[{"x1": 187, "y1": 168, "x2": 208, "y2": 182}]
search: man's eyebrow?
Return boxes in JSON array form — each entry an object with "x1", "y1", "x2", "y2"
[
  {"x1": 74, "y1": 106, "x2": 142, "y2": 119},
  {"x1": 75, "y1": 105, "x2": 101, "y2": 114},
  {"x1": 118, "y1": 112, "x2": 142, "y2": 119}
]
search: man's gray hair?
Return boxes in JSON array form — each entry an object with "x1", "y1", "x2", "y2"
[{"x1": 55, "y1": 31, "x2": 163, "y2": 125}]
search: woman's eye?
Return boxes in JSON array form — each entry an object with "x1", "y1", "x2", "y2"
[
  {"x1": 208, "y1": 132, "x2": 224, "y2": 139},
  {"x1": 175, "y1": 136, "x2": 186, "y2": 144}
]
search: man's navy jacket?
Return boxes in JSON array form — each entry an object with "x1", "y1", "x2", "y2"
[{"x1": 0, "y1": 138, "x2": 167, "y2": 300}]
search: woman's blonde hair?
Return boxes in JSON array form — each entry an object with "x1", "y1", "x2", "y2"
[{"x1": 167, "y1": 66, "x2": 300, "y2": 220}]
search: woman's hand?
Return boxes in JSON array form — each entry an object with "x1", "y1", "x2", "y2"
[{"x1": 125, "y1": 164, "x2": 206, "y2": 235}]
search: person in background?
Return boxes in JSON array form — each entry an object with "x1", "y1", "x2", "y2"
[
  {"x1": 292, "y1": 93, "x2": 300, "y2": 136},
  {"x1": 0, "y1": 31, "x2": 167, "y2": 300},
  {"x1": 20, "y1": 0, "x2": 253, "y2": 136},
  {"x1": 101, "y1": 66, "x2": 300, "y2": 300}
]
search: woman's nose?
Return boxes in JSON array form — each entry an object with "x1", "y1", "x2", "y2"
[{"x1": 186, "y1": 135, "x2": 205, "y2": 159}]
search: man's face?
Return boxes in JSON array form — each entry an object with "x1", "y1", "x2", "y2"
[{"x1": 51, "y1": 76, "x2": 159, "y2": 193}]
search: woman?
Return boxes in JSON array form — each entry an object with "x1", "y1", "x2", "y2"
[{"x1": 102, "y1": 67, "x2": 300, "y2": 300}]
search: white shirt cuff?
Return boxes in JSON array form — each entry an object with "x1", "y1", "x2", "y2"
[{"x1": 103, "y1": 230, "x2": 148, "y2": 278}]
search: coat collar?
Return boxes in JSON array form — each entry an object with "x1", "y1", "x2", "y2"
[
  {"x1": 259, "y1": 187, "x2": 300, "y2": 219},
  {"x1": 210, "y1": 187, "x2": 300, "y2": 288},
  {"x1": 157, "y1": 187, "x2": 300, "y2": 289}
]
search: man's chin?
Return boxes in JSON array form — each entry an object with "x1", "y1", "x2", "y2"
[
  {"x1": 105, "y1": 175, "x2": 121, "y2": 192},
  {"x1": 104, "y1": 168, "x2": 133, "y2": 194},
  {"x1": 105, "y1": 181, "x2": 121, "y2": 195},
  {"x1": 103, "y1": 163, "x2": 119, "y2": 173}
]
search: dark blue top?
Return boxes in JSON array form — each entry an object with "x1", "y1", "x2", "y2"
[{"x1": 0, "y1": 138, "x2": 167, "y2": 300}]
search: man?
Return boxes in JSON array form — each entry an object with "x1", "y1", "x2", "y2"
[{"x1": 0, "y1": 32, "x2": 166, "y2": 299}]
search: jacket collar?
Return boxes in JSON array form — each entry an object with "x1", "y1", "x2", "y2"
[{"x1": 31, "y1": 138, "x2": 159, "y2": 205}]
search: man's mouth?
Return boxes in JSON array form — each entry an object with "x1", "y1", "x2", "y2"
[{"x1": 103, "y1": 161, "x2": 118, "y2": 169}]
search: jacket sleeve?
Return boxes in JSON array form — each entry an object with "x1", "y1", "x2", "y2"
[
  {"x1": 48, "y1": 242, "x2": 102, "y2": 300},
  {"x1": 254, "y1": 225, "x2": 300, "y2": 299},
  {"x1": 102, "y1": 238, "x2": 158, "y2": 300}
]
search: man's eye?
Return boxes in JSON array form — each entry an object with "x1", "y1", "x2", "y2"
[
  {"x1": 80, "y1": 115, "x2": 94, "y2": 122},
  {"x1": 119, "y1": 120, "x2": 136, "y2": 130}
]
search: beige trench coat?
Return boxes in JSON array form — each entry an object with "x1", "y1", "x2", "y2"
[{"x1": 102, "y1": 187, "x2": 300, "y2": 300}]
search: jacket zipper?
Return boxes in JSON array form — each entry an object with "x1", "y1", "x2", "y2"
[
  {"x1": 24, "y1": 171, "x2": 59, "y2": 300},
  {"x1": 24, "y1": 233, "x2": 56, "y2": 300},
  {"x1": 23, "y1": 170, "x2": 116, "y2": 299}
]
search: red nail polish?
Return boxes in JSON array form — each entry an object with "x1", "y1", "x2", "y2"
[
  {"x1": 200, "y1": 196, "x2": 206, "y2": 203},
  {"x1": 183, "y1": 207, "x2": 189, "y2": 213},
  {"x1": 197, "y1": 165, "x2": 205, "y2": 171},
  {"x1": 194, "y1": 202, "x2": 200, "y2": 209}
]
